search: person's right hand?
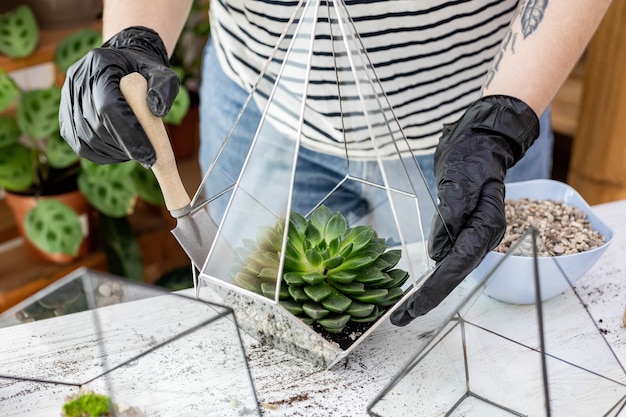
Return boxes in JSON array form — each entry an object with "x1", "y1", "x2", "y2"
[{"x1": 59, "y1": 26, "x2": 179, "y2": 168}]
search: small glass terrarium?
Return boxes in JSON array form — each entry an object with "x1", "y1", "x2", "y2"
[
  {"x1": 367, "y1": 229, "x2": 626, "y2": 416},
  {"x1": 187, "y1": 0, "x2": 440, "y2": 367},
  {"x1": 0, "y1": 267, "x2": 260, "y2": 417}
]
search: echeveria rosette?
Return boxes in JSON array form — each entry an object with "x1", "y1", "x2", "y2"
[{"x1": 231, "y1": 205, "x2": 410, "y2": 334}]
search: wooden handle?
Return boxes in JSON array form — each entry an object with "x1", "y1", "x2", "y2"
[{"x1": 119, "y1": 72, "x2": 191, "y2": 216}]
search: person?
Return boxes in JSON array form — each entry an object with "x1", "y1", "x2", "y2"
[{"x1": 59, "y1": 0, "x2": 611, "y2": 326}]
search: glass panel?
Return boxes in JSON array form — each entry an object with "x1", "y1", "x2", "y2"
[
  {"x1": 190, "y1": 0, "x2": 440, "y2": 367},
  {"x1": 0, "y1": 268, "x2": 260, "y2": 417},
  {"x1": 368, "y1": 229, "x2": 626, "y2": 416}
]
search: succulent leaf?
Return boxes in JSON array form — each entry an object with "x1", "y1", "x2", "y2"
[
  {"x1": 327, "y1": 237, "x2": 340, "y2": 257},
  {"x1": 372, "y1": 249, "x2": 402, "y2": 271},
  {"x1": 289, "y1": 211, "x2": 308, "y2": 235},
  {"x1": 350, "y1": 306, "x2": 383, "y2": 323},
  {"x1": 302, "y1": 302, "x2": 330, "y2": 320},
  {"x1": 284, "y1": 254, "x2": 306, "y2": 272},
  {"x1": 332, "y1": 255, "x2": 376, "y2": 271},
  {"x1": 304, "y1": 222, "x2": 322, "y2": 246},
  {"x1": 353, "y1": 267, "x2": 386, "y2": 284},
  {"x1": 353, "y1": 289, "x2": 390, "y2": 304},
  {"x1": 337, "y1": 242, "x2": 353, "y2": 258},
  {"x1": 234, "y1": 273, "x2": 262, "y2": 294},
  {"x1": 321, "y1": 291, "x2": 352, "y2": 313},
  {"x1": 285, "y1": 240, "x2": 302, "y2": 259},
  {"x1": 303, "y1": 283, "x2": 334, "y2": 302},
  {"x1": 328, "y1": 281, "x2": 366, "y2": 295},
  {"x1": 318, "y1": 314, "x2": 350, "y2": 333},
  {"x1": 326, "y1": 271, "x2": 356, "y2": 284},
  {"x1": 280, "y1": 300, "x2": 304, "y2": 316},
  {"x1": 283, "y1": 271, "x2": 306, "y2": 286},
  {"x1": 288, "y1": 285, "x2": 310, "y2": 303},
  {"x1": 260, "y1": 282, "x2": 290, "y2": 300},
  {"x1": 310, "y1": 205, "x2": 333, "y2": 235},
  {"x1": 305, "y1": 247, "x2": 323, "y2": 268},
  {"x1": 379, "y1": 269, "x2": 410, "y2": 289},
  {"x1": 340, "y1": 225, "x2": 374, "y2": 252},
  {"x1": 346, "y1": 301, "x2": 376, "y2": 318},
  {"x1": 324, "y1": 212, "x2": 347, "y2": 241},
  {"x1": 258, "y1": 267, "x2": 279, "y2": 281},
  {"x1": 301, "y1": 272, "x2": 325, "y2": 285},
  {"x1": 366, "y1": 274, "x2": 394, "y2": 288},
  {"x1": 379, "y1": 287, "x2": 405, "y2": 306},
  {"x1": 323, "y1": 255, "x2": 344, "y2": 269}
]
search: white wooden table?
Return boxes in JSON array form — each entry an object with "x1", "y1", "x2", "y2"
[
  {"x1": 1, "y1": 200, "x2": 625, "y2": 417},
  {"x1": 243, "y1": 199, "x2": 626, "y2": 416}
]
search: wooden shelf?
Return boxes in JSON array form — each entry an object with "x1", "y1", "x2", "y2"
[
  {"x1": 551, "y1": 60, "x2": 585, "y2": 137},
  {"x1": 0, "y1": 155, "x2": 202, "y2": 312},
  {"x1": 0, "y1": 20, "x2": 101, "y2": 74}
]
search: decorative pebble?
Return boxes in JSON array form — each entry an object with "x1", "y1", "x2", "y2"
[
  {"x1": 494, "y1": 198, "x2": 605, "y2": 257},
  {"x1": 98, "y1": 284, "x2": 112, "y2": 297}
]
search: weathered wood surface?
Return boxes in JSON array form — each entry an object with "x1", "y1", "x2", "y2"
[
  {"x1": 568, "y1": 0, "x2": 626, "y2": 204},
  {"x1": 0, "y1": 294, "x2": 259, "y2": 416},
  {"x1": 1, "y1": 200, "x2": 625, "y2": 417}
]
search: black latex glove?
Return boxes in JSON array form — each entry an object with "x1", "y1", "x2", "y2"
[
  {"x1": 59, "y1": 26, "x2": 179, "y2": 167},
  {"x1": 391, "y1": 95, "x2": 539, "y2": 326}
]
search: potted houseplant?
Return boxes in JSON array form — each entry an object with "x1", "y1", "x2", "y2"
[{"x1": 0, "y1": 6, "x2": 165, "y2": 277}]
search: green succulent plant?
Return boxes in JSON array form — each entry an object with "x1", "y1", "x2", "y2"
[
  {"x1": 231, "y1": 205, "x2": 410, "y2": 335},
  {"x1": 62, "y1": 392, "x2": 114, "y2": 417}
]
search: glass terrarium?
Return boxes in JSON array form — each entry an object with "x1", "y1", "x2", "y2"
[
  {"x1": 0, "y1": 267, "x2": 260, "y2": 417},
  {"x1": 367, "y1": 229, "x2": 626, "y2": 416},
  {"x1": 186, "y1": 0, "x2": 440, "y2": 367}
]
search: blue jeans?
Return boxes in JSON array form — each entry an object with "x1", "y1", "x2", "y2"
[{"x1": 199, "y1": 41, "x2": 553, "y2": 222}]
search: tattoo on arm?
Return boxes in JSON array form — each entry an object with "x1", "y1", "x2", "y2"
[{"x1": 482, "y1": 0, "x2": 549, "y2": 91}]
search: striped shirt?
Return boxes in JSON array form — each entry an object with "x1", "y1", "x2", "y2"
[{"x1": 210, "y1": 0, "x2": 518, "y2": 159}]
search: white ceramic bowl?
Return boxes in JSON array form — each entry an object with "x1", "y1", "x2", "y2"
[{"x1": 468, "y1": 179, "x2": 614, "y2": 304}]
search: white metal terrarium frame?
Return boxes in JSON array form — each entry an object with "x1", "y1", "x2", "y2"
[
  {"x1": 367, "y1": 229, "x2": 626, "y2": 416},
  {"x1": 187, "y1": 0, "x2": 442, "y2": 367}
]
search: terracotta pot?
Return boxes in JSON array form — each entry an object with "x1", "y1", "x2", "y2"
[{"x1": 4, "y1": 190, "x2": 93, "y2": 264}]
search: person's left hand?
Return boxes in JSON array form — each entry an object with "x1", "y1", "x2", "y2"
[{"x1": 391, "y1": 95, "x2": 539, "y2": 326}]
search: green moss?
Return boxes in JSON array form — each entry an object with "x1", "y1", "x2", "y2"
[{"x1": 62, "y1": 392, "x2": 114, "y2": 417}]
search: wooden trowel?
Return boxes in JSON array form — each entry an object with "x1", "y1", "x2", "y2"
[{"x1": 120, "y1": 72, "x2": 218, "y2": 269}]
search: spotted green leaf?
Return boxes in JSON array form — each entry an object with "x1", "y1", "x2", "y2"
[
  {"x1": 45, "y1": 131, "x2": 79, "y2": 169},
  {"x1": 0, "y1": 114, "x2": 20, "y2": 147},
  {"x1": 24, "y1": 199, "x2": 83, "y2": 255},
  {"x1": 0, "y1": 69, "x2": 19, "y2": 112},
  {"x1": 17, "y1": 87, "x2": 61, "y2": 140},
  {"x1": 0, "y1": 143, "x2": 35, "y2": 191},
  {"x1": 54, "y1": 28, "x2": 102, "y2": 73},
  {"x1": 0, "y1": 5, "x2": 38, "y2": 58}
]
